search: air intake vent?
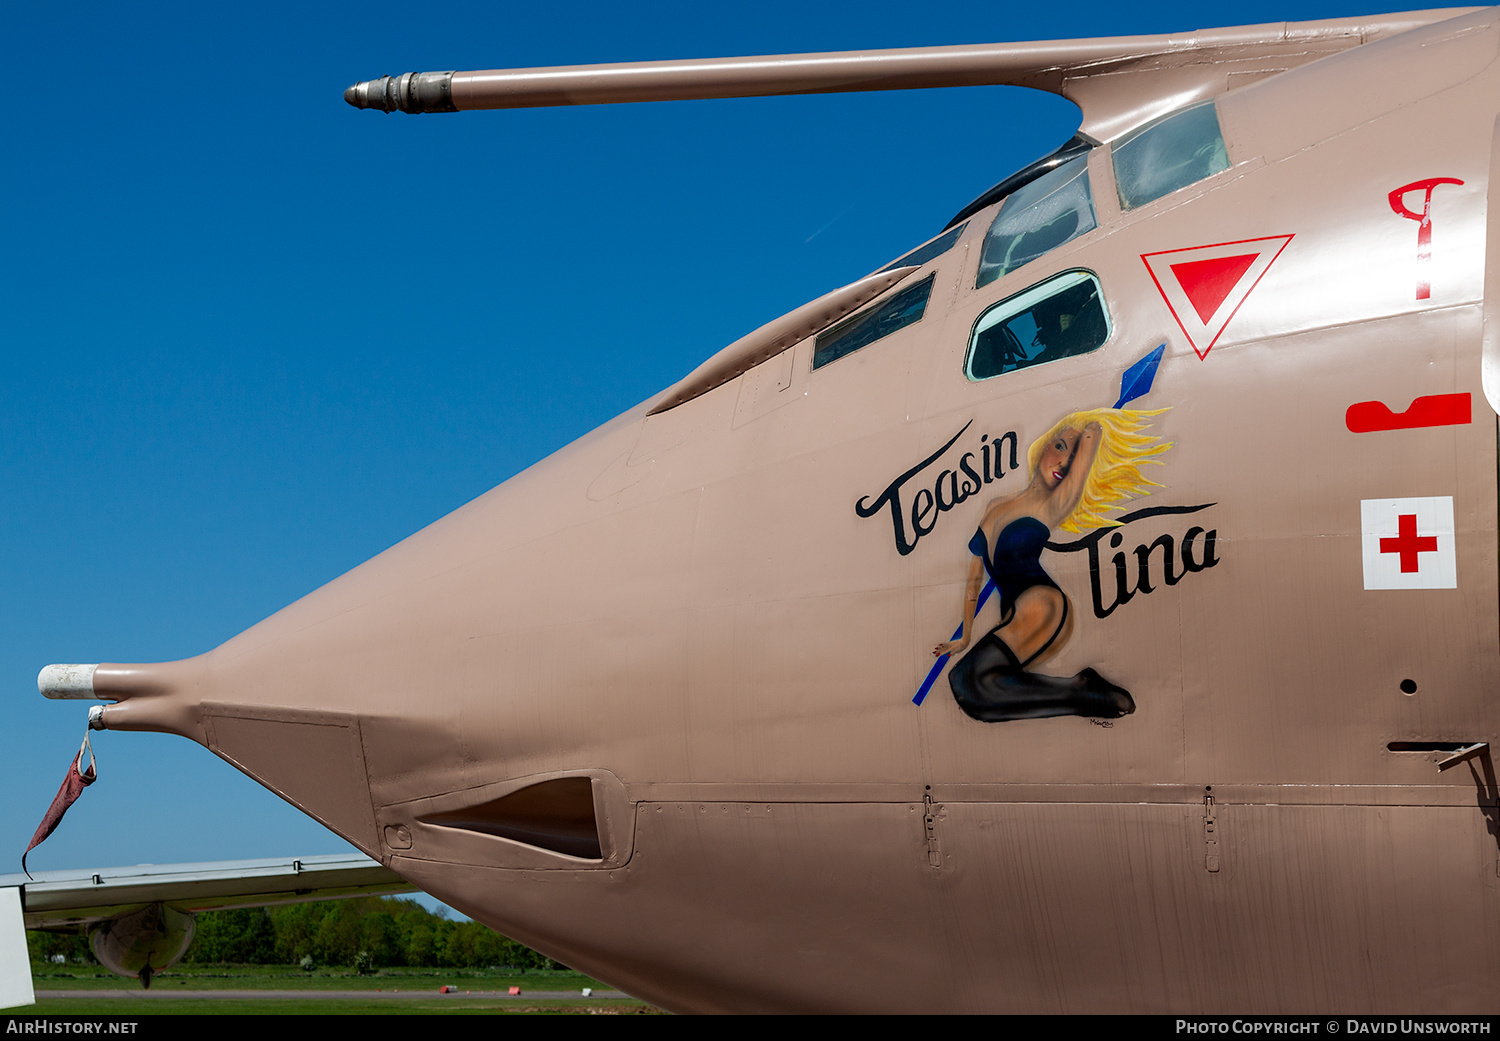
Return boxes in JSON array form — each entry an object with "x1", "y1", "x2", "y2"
[{"x1": 418, "y1": 777, "x2": 602, "y2": 859}]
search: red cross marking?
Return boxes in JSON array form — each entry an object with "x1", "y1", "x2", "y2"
[{"x1": 1379, "y1": 513, "x2": 1439, "y2": 573}]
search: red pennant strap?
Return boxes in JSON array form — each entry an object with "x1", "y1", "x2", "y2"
[{"x1": 22, "y1": 735, "x2": 97, "y2": 878}]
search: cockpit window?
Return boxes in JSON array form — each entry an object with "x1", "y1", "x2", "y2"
[
  {"x1": 946, "y1": 134, "x2": 1094, "y2": 231},
  {"x1": 975, "y1": 155, "x2": 1097, "y2": 289},
  {"x1": 878, "y1": 222, "x2": 967, "y2": 273},
  {"x1": 966, "y1": 270, "x2": 1110, "y2": 380},
  {"x1": 814, "y1": 274, "x2": 935, "y2": 369},
  {"x1": 1112, "y1": 101, "x2": 1229, "y2": 211}
]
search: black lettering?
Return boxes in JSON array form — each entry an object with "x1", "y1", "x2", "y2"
[
  {"x1": 1047, "y1": 503, "x2": 1218, "y2": 620},
  {"x1": 855, "y1": 421, "x2": 1033, "y2": 555},
  {"x1": 958, "y1": 453, "x2": 983, "y2": 499},
  {"x1": 1181, "y1": 527, "x2": 1220, "y2": 571},
  {"x1": 1109, "y1": 531, "x2": 1135, "y2": 611},
  {"x1": 855, "y1": 420, "x2": 971, "y2": 556},
  {"x1": 855, "y1": 482, "x2": 915, "y2": 555},
  {"x1": 994, "y1": 431, "x2": 1019, "y2": 477},
  {"x1": 1111, "y1": 547, "x2": 1134, "y2": 609},
  {"x1": 1133, "y1": 534, "x2": 1178, "y2": 594},
  {"x1": 912, "y1": 487, "x2": 937, "y2": 536},
  {"x1": 1084, "y1": 535, "x2": 1117, "y2": 619},
  {"x1": 935, "y1": 469, "x2": 961, "y2": 511}
]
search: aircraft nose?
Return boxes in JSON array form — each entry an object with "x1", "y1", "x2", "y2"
[{"x1": 34, "y1": 411, "x2": 676, "y2": 871}]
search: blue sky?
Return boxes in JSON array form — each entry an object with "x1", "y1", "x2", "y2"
[{"x1": 2, "y1": 1, "x2": 1430, "y2": 897}]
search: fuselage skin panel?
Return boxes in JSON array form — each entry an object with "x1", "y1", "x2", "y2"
[{"x1": 83, "y1": 8, "x2": 1500, "y2": 1012}]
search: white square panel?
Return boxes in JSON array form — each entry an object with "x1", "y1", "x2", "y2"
[{"x1": 1360, "y1": 496, "x2": 1457, "y2": 590}]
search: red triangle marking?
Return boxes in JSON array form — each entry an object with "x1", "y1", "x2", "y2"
[{"x1": 1169, "y1": 253, "x2": 1259, "y2": 324}]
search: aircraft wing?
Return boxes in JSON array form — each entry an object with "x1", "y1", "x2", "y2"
[
  {"x1": 1, "y1": 854, "x2": 413, "y2": 932},
  {"x1": 0, "y1": 854, "x2": 414, "y2": 1009}
]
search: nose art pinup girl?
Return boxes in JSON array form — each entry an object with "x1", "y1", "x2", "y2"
[{"x1": 934, "y1": 408, "x2": 1170, "y2": 722}]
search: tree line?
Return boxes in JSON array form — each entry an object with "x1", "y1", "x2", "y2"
[{"x1": 29, "y1": 895, "x2": 565, "y2": 972}]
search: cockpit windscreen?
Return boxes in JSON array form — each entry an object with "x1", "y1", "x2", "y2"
[{"x1": 975, "y1": 155, "x2": 1097, "y2": 289}]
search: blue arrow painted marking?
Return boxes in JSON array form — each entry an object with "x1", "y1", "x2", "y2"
[{"x1": 1113, "y1": 343, "x2": 1165, "y2": 410}]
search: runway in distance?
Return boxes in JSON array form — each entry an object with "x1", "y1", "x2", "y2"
[{"x1": 12, "y1": 0, "x2": 1500, "y2": 1015}]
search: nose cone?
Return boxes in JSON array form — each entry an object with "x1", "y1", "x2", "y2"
[
  {"x1": 341, "y1": 72, "x2": 457, "y2": 113},
  {"x1": 342, "y1": 76, "x2": 391, "y2": 111},
  {"x1": 75, "y1": 415, "x2": 676, "y2": 861}
]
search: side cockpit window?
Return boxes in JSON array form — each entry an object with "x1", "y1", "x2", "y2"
[
  {"x1": 967, "y1": 270, "x2": 1109, "y2": 380},
  {"x1": 811, "y1": 226, "x2": 962, "y2": 370},
  {"x1": 975, "y1": 155, "x2": 1097, "y2": 289},
  {"x1": 879, "y1": 222, "x2": 967, "y2": 273},
  {"x1": 1112, "y1": 101, "x2": 1229, "y2": 210},
  {"x1": 814, "y1": 274, "x2": 935, "y2": 369}
]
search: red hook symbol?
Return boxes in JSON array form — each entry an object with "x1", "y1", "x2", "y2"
[
  {"x1": 1389, "y1": 177, "x2": 1464, "y2": 300},
  {"x1": 1388, "y1": 177, "x2": 1465, "y2": 221}
]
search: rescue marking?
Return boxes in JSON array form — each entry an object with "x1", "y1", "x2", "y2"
[
  {"x1": 1141, "y1": 236, "x2": 1293, "y2": 360},
  {"x1": 1381, "y1": 514, "x2": 1437, "y2": 572},
  {"x1": 1345, "y1": 393, "x2": 1471, "y2": 433},
  {"x1": 1360, "y1": 496, "x2": 1456, "y2": 590},
  {"x1": 1389, "y1": 177, "x2": 1464, "y2": 300}
]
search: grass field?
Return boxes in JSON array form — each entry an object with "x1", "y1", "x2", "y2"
[
  {"x1": 14, "y1": 964, "x2": 663, "y2": 1015},
  {"x1": 31, "y1": 963, "x2": 612, "y2": 990}
]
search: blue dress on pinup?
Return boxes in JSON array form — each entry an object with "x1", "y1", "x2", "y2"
[{"x1": 969, "y1": 517, "x2": 1060, "y2": 623}]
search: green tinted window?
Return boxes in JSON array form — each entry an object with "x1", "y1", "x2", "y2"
[{"x1": 967, "y1": 271, "x2": 1109, "y2": 380}]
